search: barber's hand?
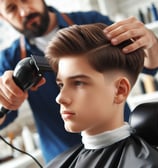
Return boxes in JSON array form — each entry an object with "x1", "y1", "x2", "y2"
[
  {"x1": 0, "y1": 70, "x2": 28, "y2": 111},
  {"x1": 30, "y1": 77, "x2": 46, "y2": 91},
  {"x1": 0, "y1": 115, "x2": 6, "y2": 125},
  {"x1": 104, "y1": 16, "x2": 157, "y2": 53}
]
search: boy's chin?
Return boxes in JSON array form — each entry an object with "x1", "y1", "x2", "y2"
[{"x1": 64, "y1": 124, "x2": 82, "y2": 133}]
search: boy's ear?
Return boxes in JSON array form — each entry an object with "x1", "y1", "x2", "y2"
[{"x1": 114, "y1": 77, "x2": 131, "y2": 104}]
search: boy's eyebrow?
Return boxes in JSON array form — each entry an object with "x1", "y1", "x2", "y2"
[{"x1": 56, "y1": 74, "x2": 91, "y2": 82}]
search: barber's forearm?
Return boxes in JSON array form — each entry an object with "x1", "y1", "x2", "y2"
[{"x1": 144, "y1": 31, "x2": 158, "y2": 69}]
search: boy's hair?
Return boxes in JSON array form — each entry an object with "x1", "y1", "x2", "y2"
[{"x1": 45, "y1": 23, "x2": 145, "y2": 86}]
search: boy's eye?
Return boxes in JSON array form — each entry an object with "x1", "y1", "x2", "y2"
[{"x1": 74, "y1": 81, "x2": 85, "y2": 86}]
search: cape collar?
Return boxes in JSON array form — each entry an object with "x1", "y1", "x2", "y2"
[{"x1": 81, "y1": 123, "x2": 131, "y2": 149}]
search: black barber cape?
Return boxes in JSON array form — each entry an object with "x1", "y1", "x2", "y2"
[{"x1": 46, "y1": 124, "x2": 158, "y2": 168}]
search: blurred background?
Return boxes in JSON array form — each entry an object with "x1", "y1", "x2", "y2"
[{"x1": 0, "y1": 0, "x2": 158, "y2": 167}]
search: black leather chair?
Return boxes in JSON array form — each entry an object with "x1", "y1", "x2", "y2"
[{"x1": 129, "y1": 102, "x2": 158, "y2": 147}]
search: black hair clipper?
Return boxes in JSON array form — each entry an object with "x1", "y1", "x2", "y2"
[{"x1": 0, "y1": 55, "x2": 52, "y2": 118}]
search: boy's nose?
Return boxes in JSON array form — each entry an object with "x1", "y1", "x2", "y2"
[{"x1": 56, "y1": 93, "x2": 71, "y2": 105}]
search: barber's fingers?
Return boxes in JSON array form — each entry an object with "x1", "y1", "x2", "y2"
[
  {"x1": 121, "y1": 36, "x2": 149, "y2": 53},
  {"x1": 105, "y1": 17, "x2": 141, "y2": 35},
  {"x1": 30, "y1": 77, "x2": 46, "y2": 91},
  {"x1": 104, "y1": 16, "x2": 155, "y2": 53},
  {"x1": 1, "y1": 71, "x2": 24, "y2": 96},
  {"x1": 106, "y1": 26, "x2": 145, "y2": 44},
  {"x1": 0, "y1": 71, "x2": 28, "y2": 110},
  {"x1": 0, "y1": 85, "x2": 28, "y2": 110},
  {"x1": 104, "y1": 17, "x2": 144, "y2": 44},
  {"x1": 0, "y1": 91, "x2": 27, "y2": 110}
]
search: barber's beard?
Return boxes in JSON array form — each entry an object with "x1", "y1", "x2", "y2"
[{"x1": 13, "y1": 8, "x2": 50, "y2": 39}]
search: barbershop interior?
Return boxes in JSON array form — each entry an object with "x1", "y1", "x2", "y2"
[{"x1": 0, "y1": 0, "x2": 158, "y2": 168}]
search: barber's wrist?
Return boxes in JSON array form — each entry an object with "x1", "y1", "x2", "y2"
[
  {"x1": 0, "y1": 115, "x2": 6, "y2": 125},
  {"x1": 0, "y1": 106, "x2": 9, "y2": 118}
]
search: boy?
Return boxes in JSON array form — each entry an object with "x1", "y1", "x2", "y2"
[
  {"x1": 45, "y1": 23, "x2": 158, "y2": 167},
  {"x1": 0, "y1": 0, "x2": 158, "y2": 163}
]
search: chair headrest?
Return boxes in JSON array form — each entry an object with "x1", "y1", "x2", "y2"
[{"x1": 129, "y1": 102, "x2": 158, "y2": 146}]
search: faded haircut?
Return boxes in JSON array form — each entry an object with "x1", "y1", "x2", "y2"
[{"x1": 45, "y1": 23, "x2": 145, "y2": 86}]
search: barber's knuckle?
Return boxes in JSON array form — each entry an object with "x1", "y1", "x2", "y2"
[
  {"x1": 4, "y1": 102, "x2": 13, "y2": 110},
  {"x1": 135, "y1": 40, "x2": 142, "y2": 47},
  {"x1": 121, "y1": 25, "x2": 129, "y2": 32},
  {"x1": 130, "y1": 16, "x2": 136, "y2": 20},
  {"x1": 137, "y1": 21, "x2": 144, "y2": 27},
  {"x1": 130, "y1": 16, "x2": 138, "y2": 22},
  {"x1": 3, "y1": 77, "x2": 10, "y2": 85},
  {"x1": 130, "y1": 30, "x2": 137, "y2": 36},
  {"x1": 8, "y1": 104, "x2": 16, "y2": 110},
  {"x1": 117, "y1": 25, "x2": 128, "y2": 34},
  {"x1": 8, "y1": 95, "x2": 15, "y2": 102},
  {"x1": 126, "y1": 45, "x2": 134, "y2": 52},
  {"x1": 116, "y1": 21, "x2": 123, "y2": 26}
]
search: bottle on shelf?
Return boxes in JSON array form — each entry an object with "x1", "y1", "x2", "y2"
[
  {"x1": 138, "y1": 9, "x2": 145, "y2": 23},
  {"x1": 151, "y1": 3, "x2": 158, "y2": 21},
  {"x1": 142, "y1": 74, "x2": 156, "y2": 93},
  {"x1": 22, "y1": 126, "x2": 35, "y2": 153},
  {"x1": 147, "y1": 7, "x2": 152, "y2": 23}
]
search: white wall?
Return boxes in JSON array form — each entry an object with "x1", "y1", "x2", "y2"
[
  {"x1": 112, "y1": 0, "x2": 158, "y2": 24},
  {"x1": 45, "y1": 0, "x2": 99, "y2": 12},
  {"x1": 116, "y1": 0, "x2": 158, "y2": 17}
]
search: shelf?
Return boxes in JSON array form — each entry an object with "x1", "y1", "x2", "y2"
[
  {"x1": 145, "y1": 21, "x2": 158, "y2": 36},
  {"x1": 146, "y1": 21, "x2": 158, "y2": 30}
]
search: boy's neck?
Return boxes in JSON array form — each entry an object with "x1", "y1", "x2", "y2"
[{"x1": 81, "y1": 123, "x2": 131, "y2": 149}]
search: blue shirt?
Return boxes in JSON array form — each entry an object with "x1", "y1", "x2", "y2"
[{"x1": 0, "y1": 7, "x2": 156, "y2": 163}]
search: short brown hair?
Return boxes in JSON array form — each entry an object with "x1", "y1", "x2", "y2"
[{"x1": 45, "y1": 23, "x2": 145, "y2": 85}]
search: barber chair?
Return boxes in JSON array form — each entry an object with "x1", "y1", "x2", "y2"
[{"x1": 129, "y1": 102, "x2": 158, "y2": 147}]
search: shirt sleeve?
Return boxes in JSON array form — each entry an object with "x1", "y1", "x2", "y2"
[
  {"x1": 142, "y1": 67, "x2": 158, "y2": 76},
  {"x1": 0, "y1": 41, "x2": 20, "y2": 129},
  {"x1": 0, "y1": 111, "x2": 18, "y2": 129},
  {"x1": 67, "y1": 10, "x2": 114, "y2": 26}
]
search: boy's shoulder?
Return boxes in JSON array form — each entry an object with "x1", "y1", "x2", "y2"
[
  {"x1": 46, "y1": 144, "x2": 83, "y2": 168},
  {"x1": 46, "y1": 135, "x2": 158, "y2": 168}
]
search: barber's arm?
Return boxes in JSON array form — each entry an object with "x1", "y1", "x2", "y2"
[
  {"x1": 104, "y1": 16, "x2": 158, "y2": 69},
  {"x1": 144, "y1": 30, "x2": 158, "y2": 69},
  {"x1": 0, "y1": 116, "x2": 6, "y2": 124},
  {"x1": 0, "y1": 71, "x2": 28, "y2": 125},
  {"x1": 0, "y1": 71, "x2": 46, "y2": 126}
]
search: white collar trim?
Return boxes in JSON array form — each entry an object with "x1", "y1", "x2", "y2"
[{"x1": 81, "y1": 123, "x2": 131, "y2": 149}]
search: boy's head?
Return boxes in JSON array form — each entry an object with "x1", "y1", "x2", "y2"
[{"x1": 45, "y1": 23, "x2": 145, "y2": 135}]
